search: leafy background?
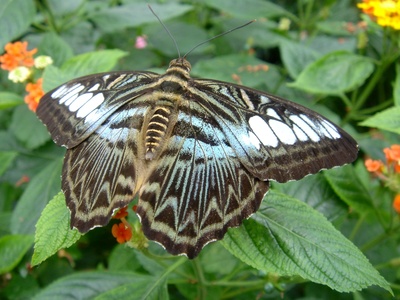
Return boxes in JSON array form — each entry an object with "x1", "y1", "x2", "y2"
[{"x1": 1, "y1": 0, "x2": 400, "y2": 299}]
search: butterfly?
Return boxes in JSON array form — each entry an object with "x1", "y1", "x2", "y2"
[{"x1": 36, "y1": 56, "x2": 358, "y2": 259}]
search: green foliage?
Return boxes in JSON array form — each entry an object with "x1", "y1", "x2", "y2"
[{"x1": 0, "y1": 0, "x2": 399, "y2": 299}]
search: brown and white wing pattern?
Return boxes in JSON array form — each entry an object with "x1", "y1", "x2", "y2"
[{"x1": 37, "y1": 57, "x2": 358, "y2": 258}]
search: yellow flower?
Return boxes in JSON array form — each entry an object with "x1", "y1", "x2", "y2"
[
  {"x1": 34, "y1": 55, "x2": 53, "y2": 69},
  {"x1": 358, "y1": 0, "x2": 400, "y2": 30},
  {"x1": 8, "y1": 66, "x2": 31, "y2": 83}
]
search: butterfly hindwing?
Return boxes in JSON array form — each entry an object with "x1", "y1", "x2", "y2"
[
  {"x1": 136, "y1": 102, "x2": 268, "y2": 258},
  {"x1": 62, "y1": 102, "x2": 147, "y2": 232}
]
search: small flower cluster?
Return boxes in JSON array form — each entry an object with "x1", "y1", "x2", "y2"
[
  {"x1": 358, "y1": 0, "x2": 400, "y2": 30},
  {"x1": 111, "y1": 205, "x2": 148, "y2": 250},
  {"x1": 365, "y1": 144, "x2": 400, "y2": 213},
  {"x1": 0, "y1": 41, "x2": 53, "y2": 112}
]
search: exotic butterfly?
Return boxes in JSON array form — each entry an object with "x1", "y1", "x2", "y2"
[{"x1": 36, "y1": 21, "x2": 358, "y2": 259}]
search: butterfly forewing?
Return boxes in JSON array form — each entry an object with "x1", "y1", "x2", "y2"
[
  {"x1": 37, "y1": 57, "x2": 358, "y2": 258},
  {"x1": 194, "y1": 81, "x2": 358, "y2": 182},
  {"x1": 36, "y1": 71, "x2": 159, "y2": 148}
]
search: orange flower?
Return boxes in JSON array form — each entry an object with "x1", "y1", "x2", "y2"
[
  {"x1": 393, "y1": 194, "x2": 400, "y2": 213},
  {"x1": 384, "y1": 145, "x2": 400, "y2": 163},
  {"x1": 24, "y1": 78, "x2": 44, "y2": 112},
  {"x1": 0, "y1": 41, "x2": 37, "y2": 71},
  {"x1": 113, "y1": 206, "x2": 129, "y2": 219},
  {"x1": 365, "y1": 158, "x2": 384, "y2": 173},
  {"x1": 112, "y1": 223, "x2": 132, "y2": 244}
]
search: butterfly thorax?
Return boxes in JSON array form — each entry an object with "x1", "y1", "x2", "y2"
[{"x1": 143, "y1": 58, "x2": 192, "y2": 161}]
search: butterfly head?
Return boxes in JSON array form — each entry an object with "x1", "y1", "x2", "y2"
[{"x1": 168, "y1": 58, "x2": 191, "y2": 73}]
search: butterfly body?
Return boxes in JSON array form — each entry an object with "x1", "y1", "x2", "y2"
[{"x1": 37, "y1": 57, "x2": 357, "y2": 258}]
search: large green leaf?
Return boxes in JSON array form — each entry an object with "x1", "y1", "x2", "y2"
[
  {"x1": 395, "y1": 63, "x2": 400, "y2": 106},
  {"x1": 61, "y1": 49, "x2": 128, "y2": 78},
  {"x1": 10, "y1": 159, "x2": 62, "y2": 235},
  {"x1": 273, "y1": 173, "x2": 347, "y2": 222},
  {"x1": 0, "y1": 92, "x2": 24, "y2": 110},
  {"x1": 279, "y1": 39, "x2": 320, "y2": 79},
  {"x1": 38, "y1": 32, "x2": 74, "y2": 67},
  {"x1": 202, "y1": 0, "x2": 290, "y2": 19},
  {"x1": 192, "y1": 54, "x2": 281, "y2": 89},
  {"x1": 359, "y1": 106, "x2": 400, "y2": 134},
  {"x1": 221, "y1": 191, "x2": 391, "y2": 293},
  {"x1": 31, "y1": 192, "x2": 81, "y2": 266},
  {"x1": 9, "y1": 105, "x2": 51, "y2": 149},
  {"x1": 0, "y1": 0, "x2": 35, "y2": 49},
  {"x1": 90, "y1": 3, "x2": 193, "y2": 33},
  {"x1": 43, "y1": 50, "x2": 128, "y2": 91},
  {"x1": 31, "y1": 271, "x2": 166, "y2": 300},
  {"x1": 324, "y1": 165, "x2": 375, "y2": 215},
  {"x1": 0, "y1": 234, "x2": 33, "y2": 274},
  {"x1": 0, "y1": 151, "x2": 17, "y2": 177},
  {"x1": 289, "y1": 51, "x2": 375, "y2": 95}
]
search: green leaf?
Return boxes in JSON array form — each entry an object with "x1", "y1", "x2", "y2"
[
  {"x1": 289, "y1": 51, "x2": 375, "y2": 95},
  {"x1": 11, "y1": 159, "x2": 62, "y2": 235},
  {"x1": 0, "y1": 151, "x2": 18, "y2": 177},
  {"x1": 108, "y1": 245, "x2": 141, "y2": 272},
  {"x1": 359, "y1": 106, "x2": 400, "y2": 134},
  {"x1": 0, "y1": 0, "x2": 35, "y2": 49},
  {"x1": 32, "y1": 192, "x2": 81, "y2": 266},
  {"x1": 42, "y1": 65, "x2": 73, "y2": 92},
  {"x1": 61, "y1": 49, "x2": 128, "y2": 78},
  {"x1": 0, "y1": 92, "x2": 24, "y2": 110},
  {"x1": 42, "y1": 50, "x2": 128, "y2": 91},
  {"x1": 203, "y1": 0, "x2": 290, "y2": 19},
  {"x1": 31, "y1": 271, "x2": 160, "y2": 300},
  {"x1": 9, "y1": 105, "x2": 51, "y2": 149},
  {"x1": 0, "y1": 234, "x2": 33, "y2": 274},
  {"x1": 273, "y1": 173, "x2": 347, "y2": 222},
  {"x1": 324, "y1": 165, "x2": 375, "y2": 215},
  {"x1": 279, "y1": 40, "x2": 320, "y2": 79},
  {"x1": 90, "y1": 3, "x2": 193, "y2": 33},
  {"x1": 38, "y1": 32, "x2": 74, "y2": 67},
  {"x1": 192, "y1": 54, "x2": 281, "y2": 89},
  {"x1": 395, "y1": 63, "x2": 400, "y2": 106},
  {"x1": 222, "y1": 190, "x2": 392, "y2": 293}
]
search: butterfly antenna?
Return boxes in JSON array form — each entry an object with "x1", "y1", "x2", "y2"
[
  {"x1": 148, "y1": 5, "x2": 181, "y2": 58},
  {"x1": 183, "y1": 20, "x2": 255, "y2": 58}
]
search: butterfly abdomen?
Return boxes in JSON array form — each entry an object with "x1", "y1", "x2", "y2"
[{"x1": 145, "y1": 104, "x2": 173, "y2": 160}]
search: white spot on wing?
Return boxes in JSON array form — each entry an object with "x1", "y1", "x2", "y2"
[
  {"x1": 76, "y1": 93, "x2": 104, "y2": 118},
  {"x1": 292, "y1": 124, "x2": 309, "y2": 141},
  {"x1": 266, "y1": 108, "x2": 281, "y2": 120},
  {"x1": 289, "y1": 115, "x2": 320, "y2": 142},
  {"x1": 68, "y1": 93, "x2": 93, "y2": 111},
  {"x1": 321, "y1": 120, "x2": 341, "y2": 139},
  {"x1": 88, "y1": 83, "x2": 100, "y2": 92},
  {"x1": 59, "y1": 84, "x2": 85, "y2": 104},
  {"x1": 269, "y1": 120, "x2": 297, "y2": 145},
  {"x1": 260, "y1": 95, "x2": 270, "y2": 104},
  {"x1": 249, "y1": 115, "x2": 278, "y2": 147},
  {"x1": 51, "y1": 84, "x2": 67, "y2": 98}
]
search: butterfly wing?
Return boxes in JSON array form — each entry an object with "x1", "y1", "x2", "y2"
[
  {"x1": 36, "y1": 71, "x2": 159, "y2": 148},
  {"x1": 193, "y1": 80, "x2": 358, "y2": 183},
  {"x1": 62, "y1": 102, "x2": 149, "y2": 232},
  {"x1": 37, "y1": 71, "x2": 160, "y2": 232},
  {"x1": 135, "y1": 102, "x2": 269, "y2": 258}
]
